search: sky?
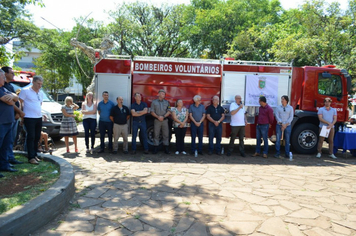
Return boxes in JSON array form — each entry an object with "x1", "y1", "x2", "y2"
[{"x1": 26, "y1": 0, "x2": 350, "y2": 31}]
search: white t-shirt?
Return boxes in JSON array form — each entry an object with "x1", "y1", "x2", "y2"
[
  {"x1": 230, "y1": 102, "x2": 245, "y2": 126},
  {"x1": 83, "y1": 103, "x2": 97, "y2": 120},
  {"x1": 19, "y1": 86, "x2": 43, "y2": 118}
]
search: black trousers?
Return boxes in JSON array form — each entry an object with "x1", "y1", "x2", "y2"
[
  {"x1": 174, "y1": 127, "x2": 186, "y2": 152},
  {"x1": 24, "y1": 118, "x2": 42, "y2": 159}
]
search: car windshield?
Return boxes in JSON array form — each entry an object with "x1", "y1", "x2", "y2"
[{"x1": 10, "y1": 82, "x2": 54, "y2": 102}]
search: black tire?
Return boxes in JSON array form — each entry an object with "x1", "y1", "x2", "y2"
[{"x1": 291, "y1": 123, "x2": 319, "y2": 154}]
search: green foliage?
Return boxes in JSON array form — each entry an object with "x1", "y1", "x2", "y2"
[
  {"x1": 31, "y1": 29, "x2": 74, "y2": 96},
  {"x1": 108, "y1": 2, "x2": 190, "y2": 57},
  {"x1": 73, "y1": 110, "x2": 83, "y2": 123}
]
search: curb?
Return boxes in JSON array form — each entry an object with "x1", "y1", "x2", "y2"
[{"x1": 0, "y1": 152, "x2": 75, "y2": 236}]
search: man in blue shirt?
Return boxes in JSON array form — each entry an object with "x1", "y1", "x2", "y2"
[
  {"x1": 97, "y1": 91, "x2": 115, "y2": 153},
  {"x1": 0, "y1": 69, "x2": 19, "y2": 174},
  {"x1": 2, "y1": 66, "x2": 24, "y2": 165},
  {"x1": 131, "y1": 92, "x2": 149, "y2": 154},
  {"x1": 189, "y1": 95, "x2": 206, "y2": 155},
  {"x1": 274, "y1": 95, "x2": 294, "y2": 159}
]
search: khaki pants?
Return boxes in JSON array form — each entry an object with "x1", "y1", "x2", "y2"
[
  {"x1": 113, "y1": 123, "x2": 128, "y2": 152},
  {"x1": 317, "y1": 127, "x2": 334, "y2": 154},
  {"x1": 154, "y1": 119, "x2": 169, "y2": 146}
]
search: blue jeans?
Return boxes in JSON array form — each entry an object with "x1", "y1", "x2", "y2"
[
  {"x1": 275, "y1": 124, "x2": 291, "y2": 157},
  {"x1": 24, "y1": 118, "x2": 42, "y2": 160},
  {"x1": 132, "y1": 120, "x2": 148, "y2": 151},
  {"x1": 256, "y1": 124, "x2": 269, "y2": 154},
  {"x1": 99, "y1": 121, "x2": 113, "y2": 150},
  {"x1": 7, "y1": 120, "x2": 19, "y2": 161},
  {"x1": 208, "y1": 123, "x2": 222, "y2": 153},
  {"x1": 0, "y1": 123, "x2": 12, "y2": 170},
  {"x1": 191, "y1": 122, "x2": 204, "y2": 153},
  {"x1": 83, "y1": 118, "x2": 97, "y2": 149}
]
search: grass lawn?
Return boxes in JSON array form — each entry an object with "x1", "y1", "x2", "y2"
[{"x1": 0, "y1": 155, "x2": 60, "y2": 214}]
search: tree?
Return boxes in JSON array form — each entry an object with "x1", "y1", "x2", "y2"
[
  {"x1": 107, "y1": 2, "x2": 190, "y2": 57},
  {"x1": 31, "y1": 29, "x2": 74, "y2": 97},
  {"x1": 0, "y1": 0, "x2": 42, "y2": 65},
  {"x1": 70, "y1": 18, "x2": 107, "y2": 94},
  {"x1": 184, "y1": 0, "x2": 282, "y2": 58}
]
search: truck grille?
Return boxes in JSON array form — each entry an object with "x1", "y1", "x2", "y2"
[{"x1": 51, "y1": 113, "x2": 63, "y2": 123}]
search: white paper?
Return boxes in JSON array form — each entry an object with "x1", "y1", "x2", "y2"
[{"x1": 320, "y1": 126, "x2": 330, "y2": 138}]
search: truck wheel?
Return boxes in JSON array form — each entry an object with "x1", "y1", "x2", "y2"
[
  {"x1": 146, "y1": 120, "x2": 172, "y2": 149},
  {"x1": 291, "y1": 123, "x2": 318, "y2": 154}
]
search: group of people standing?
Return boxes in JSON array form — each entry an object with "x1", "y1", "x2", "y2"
[
  {"x1": 0, "y1": 67, "x2": 46, "y2": 178},
  {"x1": 81, "y1": 89, "x2": 335, "y2": 159}
]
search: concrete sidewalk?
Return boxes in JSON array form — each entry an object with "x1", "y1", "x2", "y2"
[{"x1": 33, "y1": 135, "x2": 356, "y2": 235}]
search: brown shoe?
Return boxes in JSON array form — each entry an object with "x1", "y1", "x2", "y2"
[
  {"x1": 29, "y1": 158, "x2": 39, "y2": 165},
  {"x1": 263, "y1": 154, "x2": 268, "y2": 158},
  {"x1": 252, "y1": 153, "x2": 260, "y2": 157}
]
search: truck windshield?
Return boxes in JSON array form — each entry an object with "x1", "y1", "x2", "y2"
[{"x1": 318, "y1": 74, "x2": 342, "y2": 97}]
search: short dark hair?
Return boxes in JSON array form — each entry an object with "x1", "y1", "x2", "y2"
[
  {"x1": 102, "y1": 91, "x2": 109, "y2": 95},
  {"x1": 259, "y1": 96, "x2": 266, "y2": 103},
  {"x1": 281, "y1": 95, "x2": 289, "y2": 103},
  {"x1": 1, "y1": 66, "x2": 12, "y2": 73}
]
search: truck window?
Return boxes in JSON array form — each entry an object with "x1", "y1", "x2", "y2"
[{"x1": 318, "y1": 74, "x2": 342, "y2": 97}]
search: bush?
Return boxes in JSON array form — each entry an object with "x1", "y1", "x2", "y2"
[{"x1": 73, "y1": 111, "x2": 83, "y2": 123}]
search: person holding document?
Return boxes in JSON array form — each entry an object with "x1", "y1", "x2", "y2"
[{"x1": 316, "y1": 97, "x2": 337, "y2": 159}]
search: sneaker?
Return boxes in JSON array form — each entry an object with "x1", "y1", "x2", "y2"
[
  {"x1": 208, "y1": 151, "x2": 213, "y2": 155},
  {"x1": 262, "y1": 154, "x2": 268, "y2": 158},
  {"x1": 144, "y1": 150, "x2": 149, "y2": 154},
  {"x1": 241, "y1": 153, "x2": 246, "y2": 157},
  {"x1": 182, "y1": 151, "x2": 187, "y2": 155},
  {"x1": 123, "y1": 151, "x2": 129, "y2": 154},
  {"x1": 112, "y1": 151, "x2": 118, "y2": 154},
  {"x1": 316, "y1": 153, "x2": 321, "y2": 158},
  {"x1": 226, "y1": 152, "x2": 231, "y2": 156},
  {"x1": 274, "y1": 154, "x2": 280, "y2": 158},
  {"x1": 329, "y1": 154, "x2": 337, "y2": 159},
  {"x1": 175, "y1": 151, "x2": 179, "y2": 155},
  {"x1": 98, "y1": 149, "x2": 104, "y2": 154},
  {"x1": 86, "y1": 149, "x2": 90, "y2": 154}
]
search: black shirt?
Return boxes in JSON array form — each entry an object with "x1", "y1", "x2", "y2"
[
  {"x1": 206, "y1": 104, "x2": 224, "y2": 122},
  {"x1": 110, "y1": 105, "x2": 130, "y2": 125}
]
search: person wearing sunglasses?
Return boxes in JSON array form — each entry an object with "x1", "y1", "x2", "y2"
[
  {"x1": 316, "y1": 97, "x2": 337, "y2": 159},
  {"x1": 274, "y1": 95, "x2": 293, "y2": 159}
]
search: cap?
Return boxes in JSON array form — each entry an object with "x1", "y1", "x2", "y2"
[
  {"x1": 324, "y1": 97, "x2": 332, "y2": 102},
  {"x1": 158, "y1": 89, "x2": 166, "y2": 94}
]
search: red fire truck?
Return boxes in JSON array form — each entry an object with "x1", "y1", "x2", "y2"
[{"x1": 94, "y1": 56, "x2": 352, "y2": 154}]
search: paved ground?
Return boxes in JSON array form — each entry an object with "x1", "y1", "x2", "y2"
[{"x1": 32, "y1": 134, "x2": 356, "y2": 236}]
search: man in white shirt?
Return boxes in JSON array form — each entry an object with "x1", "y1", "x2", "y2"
[
  {"x1": 227, "y1": 95, "x2": 246, "y2": 157},
  {"x1": 19, "y1": 76, "x2": 44, "y2": 165}
]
